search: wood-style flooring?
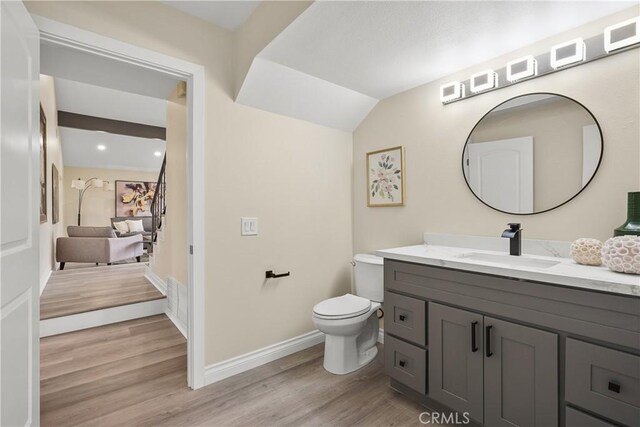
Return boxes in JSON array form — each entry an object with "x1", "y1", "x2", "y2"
[
  {"x1": 41, "y1": 264, "x2": 164, "y2": 320},
  {"x1": 41, "y1": 315, "x2": 434, "y2": 426}
]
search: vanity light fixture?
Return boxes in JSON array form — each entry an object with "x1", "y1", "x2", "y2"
[
  {"x1": 506, "y1": 55, "x2": 537, "y2": 82},
  {"x1": 604, "y1": 16, "x2": 640, "y2": 53},
  {"x1": 470, "y1": 70, "x2": 497, "y2": 93},
  {"x1": 440, "y1": 81, "x2": 465, "y2": 103},
  {"x1": 550, "y1": 38, "x2": 585, "y2": 69}
]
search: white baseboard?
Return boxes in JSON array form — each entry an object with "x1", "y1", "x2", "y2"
[
  {"x1": 144, "y1": 265, "x2": 167, "y2": 295},
  {"x1": 378, "y1": 328, "x2": 384, "y2": 344},
  {"x1": 40, "y1": 269, "x2": 52, "y2": 296},
  {"x1": 40, "y1": 298, "x2": 166, "y2": 337},
  {"x1": 165, "y1": 309, "x2": 187, "y2": 338},
  {"x1": 204, "y1": 330, "x2": 325, "y2": 386}
]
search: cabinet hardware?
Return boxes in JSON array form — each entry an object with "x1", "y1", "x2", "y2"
[
  {"x1": 265, "y1": 270, "x2": 290, "y2": 279},
  {"x1": 471, "y1": 321, "x2": 478, "y2": 352},
  {"x1": 608, "y1": 381, "x2": 621, "y2": 393},
  {"x1": 399, "y1": 314, "x2": 406, "y2": 321},
  {"x1": 399, "y1": 360, "x2": 406, "y2": 367},
  {"x1": 485, "y1": 325, "x2": 493, "y2": 357}
]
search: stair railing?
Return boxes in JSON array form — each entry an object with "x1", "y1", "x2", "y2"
[{"x1": 151, "y1": 155, "x2": 166, "y2": 246}]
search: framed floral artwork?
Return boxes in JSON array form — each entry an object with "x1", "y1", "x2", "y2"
[{"x1": 367, "y1": 146, "x2": 405, "y2": 207}]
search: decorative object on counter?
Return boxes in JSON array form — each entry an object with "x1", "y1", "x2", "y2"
[
  {"x1": 601, "y1": 235, "x2": 640, "y2": 275},
  {"x1": 366, "y1": 146, "x2": 405, "y2": 207},
  {"x1": 614, "y1": 191, "x2": 640, "y2": 237},
  {"x1": 570, "y1": 238, "x2": 602, "y2": 266}
]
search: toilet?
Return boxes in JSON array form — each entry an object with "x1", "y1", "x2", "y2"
[{"x1": 312, "y1": 254, "x2": 383, "y2": 374}]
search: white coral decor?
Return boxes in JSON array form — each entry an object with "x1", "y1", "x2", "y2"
[
  {"x1": 570, "y1": 238, "x2": 603, "y2": 266},
  {"x1": 602, "y1": 235, "x2": 640, "y2": 275}
]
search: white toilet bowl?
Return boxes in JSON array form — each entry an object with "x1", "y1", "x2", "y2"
[{"x1": 312, "y1": 293, "x2": 381, "y2": 375}]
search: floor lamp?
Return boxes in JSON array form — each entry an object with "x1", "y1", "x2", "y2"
[{"x1": 71, "y1": 177, "x2": 114, "y2": 225}]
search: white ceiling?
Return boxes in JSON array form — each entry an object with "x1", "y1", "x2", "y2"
[
  {"x1": 238, "y1": 1, "x2": 636, "y2": 131},
  {"x1": 55, "y1": 78, "x2": 167, "y2": 127},
  {"x1": 161, "y1": 1, "x2": 260, "y2": 30},
  {"x1": 41, "y1": 40, "x2": 180, "y2": 100},
  {"x1": 60, "y1": 128, "x2": 165, "y2": 172}
]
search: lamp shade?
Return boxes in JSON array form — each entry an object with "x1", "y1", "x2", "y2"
[
  {"x1": 93, "y1": 179, "x2": 104, "y2": 188},
  {"x1": 71, "y1": 179, "x2": 85, "y2": 190}
]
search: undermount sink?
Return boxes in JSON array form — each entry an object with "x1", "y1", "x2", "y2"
[{"x1": 456, "y1": 252, "x2": 561, "y2": 269}]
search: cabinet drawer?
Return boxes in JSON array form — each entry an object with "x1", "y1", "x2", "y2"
[
  {"x1": 384, "y1": 334, "x2": 427, "y2": 394},
  {"x1": 566, "y1": 407, "x2": 615, "y2": 427},
  {"x1": 384, "y1": 291, "x2": 426, "y2": 346},
  {"x1": 566, "y1": 338, "x2": 640, "y2": 426}
]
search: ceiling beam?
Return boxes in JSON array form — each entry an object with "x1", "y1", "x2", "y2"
[{"x1": 57, "y1": 111, "x2": 166, "y2": 140}]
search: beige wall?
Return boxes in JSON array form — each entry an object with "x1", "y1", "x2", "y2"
[
  {"x1": 40, "y1": 75, "x2": 65, "y2": 281},
  {"x1": 353, "y1": 6, "x2": 640, "y2": 254},
  {"x1": 151, "y1": 85, "x2": 188, "y2": 287},
  {"x1": 63, "y1": 167, "x2": 158, "y2": 232},
  {"x1": 26, "y1": 1, "x2": 354, "y2": 365},
  {"x1": 470, "y1": 97, "x2": 596, "y2": 211}
]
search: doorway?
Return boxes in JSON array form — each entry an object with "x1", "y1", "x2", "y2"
[{"x1": 35, "y1": 15, "x2": 206, "y2": 389}]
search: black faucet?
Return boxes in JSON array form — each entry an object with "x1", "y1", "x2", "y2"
[{"x1": 502, "y1": 223, "x2": 523, "y2": 256}]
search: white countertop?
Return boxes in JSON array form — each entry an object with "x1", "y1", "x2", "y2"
[{"x1": 376, "y1": 244, "x2": 640, "y2": 297}]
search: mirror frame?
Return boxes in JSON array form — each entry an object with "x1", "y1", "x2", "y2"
[{"x1": 462, "y1": 92, "x2": 604, "y2": 215}]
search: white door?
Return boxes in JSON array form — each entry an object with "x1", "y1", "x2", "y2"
[
  {"x1": 467, "y1": 137, "x2": 534, "y2": 213},
  {"x1": 1, "y1": 2, "x2": 40, "y2": 426}
]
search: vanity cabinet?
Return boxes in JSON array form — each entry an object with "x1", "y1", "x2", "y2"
[
  {"x1": 429, "y1": 303, "x2": 558, "y2": 426},
  {"x1": 382, "y1": 259, "x2": 640, "y2": 427}
]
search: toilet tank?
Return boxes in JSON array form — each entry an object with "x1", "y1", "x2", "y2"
[{"x1": 353, "y1": 254, "x2": 384, "y2": 303}]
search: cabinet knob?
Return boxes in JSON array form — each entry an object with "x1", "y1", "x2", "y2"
[
  {"x1": 608, "y1": 382, "x2": 621, "y2": 393},
  {"x1": 398, "y1": 360, "x2": 406, "y2": 368},
  {"x1": 399, "y1": 314, "x2": 406, "y2": 322}
]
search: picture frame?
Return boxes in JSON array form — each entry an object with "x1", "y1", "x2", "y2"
[
  {"x1": 367, "y1": 146, "x2": 405, "y2": 207},
  {"x1": 115, "y1": 180, "x2": 157, "y2": 217},
  {"x1": 52, "y1": 164, "x2": 59, "y2": 224},
  {"x1": 40, "y1": 105, "x2": 47, "y2": 223}
]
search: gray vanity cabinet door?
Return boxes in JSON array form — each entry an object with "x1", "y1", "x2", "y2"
[
  {"x1": 483, "y1": 317, "x2": 558, "y2": 427},
  {"x1": 428, "y1": 303, "x2": 484, "y2": 423}
]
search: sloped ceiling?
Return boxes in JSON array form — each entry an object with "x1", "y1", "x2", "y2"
[{"x1": 237, "y1": 1, "x2": 636, "y2": 131}]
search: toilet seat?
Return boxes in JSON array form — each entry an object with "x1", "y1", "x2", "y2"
[{"x1": 313, "y1": 294, "x2": 372, "y2": 319}]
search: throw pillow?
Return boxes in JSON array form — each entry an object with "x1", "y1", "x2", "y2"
[
  {"x1": 113, "y1": 221, "x2": 129, "y2": 234},
  {"x1": 126, "y1": 219, "x2": 145, "y2": 233}
]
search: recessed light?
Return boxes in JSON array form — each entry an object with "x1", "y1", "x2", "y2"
[
  {"x1": 154, "y1": 151, "x2": 162, "y2": 157},
  {"x1": 97, "y1": 145, "x2": 106, "y2": 151}
]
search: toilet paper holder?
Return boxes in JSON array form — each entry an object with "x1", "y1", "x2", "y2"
[{"x1": 265, "y1": 270, "x2": 290, "y2": 279}]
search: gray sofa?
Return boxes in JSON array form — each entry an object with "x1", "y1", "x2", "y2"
[
  {"x1": 56, "y1": 226, "x2": 143, "y2": 270},
  {"x1": 110, "y1": 217, "x2": 153, "y2": 238}
]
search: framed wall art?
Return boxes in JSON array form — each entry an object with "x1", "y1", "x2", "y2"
[
  {"x1": 52, "y1": 164, "x2": 60, "y2": 224},
  {"x1": 367, "y1": 146, "x2": 405, "y2": 207},
  {"x1": 115, "y1": 180, "x2": 156, "y2": 217},
  {"x1": 40, "y1": 105, "x2": 47, "y2": 223}
]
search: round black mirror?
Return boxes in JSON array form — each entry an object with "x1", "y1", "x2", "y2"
[{"x1": 463, "y1": 93, "x2": 603, "y2": 215}]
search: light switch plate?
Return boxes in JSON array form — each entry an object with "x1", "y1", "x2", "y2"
[{"x1": 241, "y1": 217, "x2": 258, "y2": 236}]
